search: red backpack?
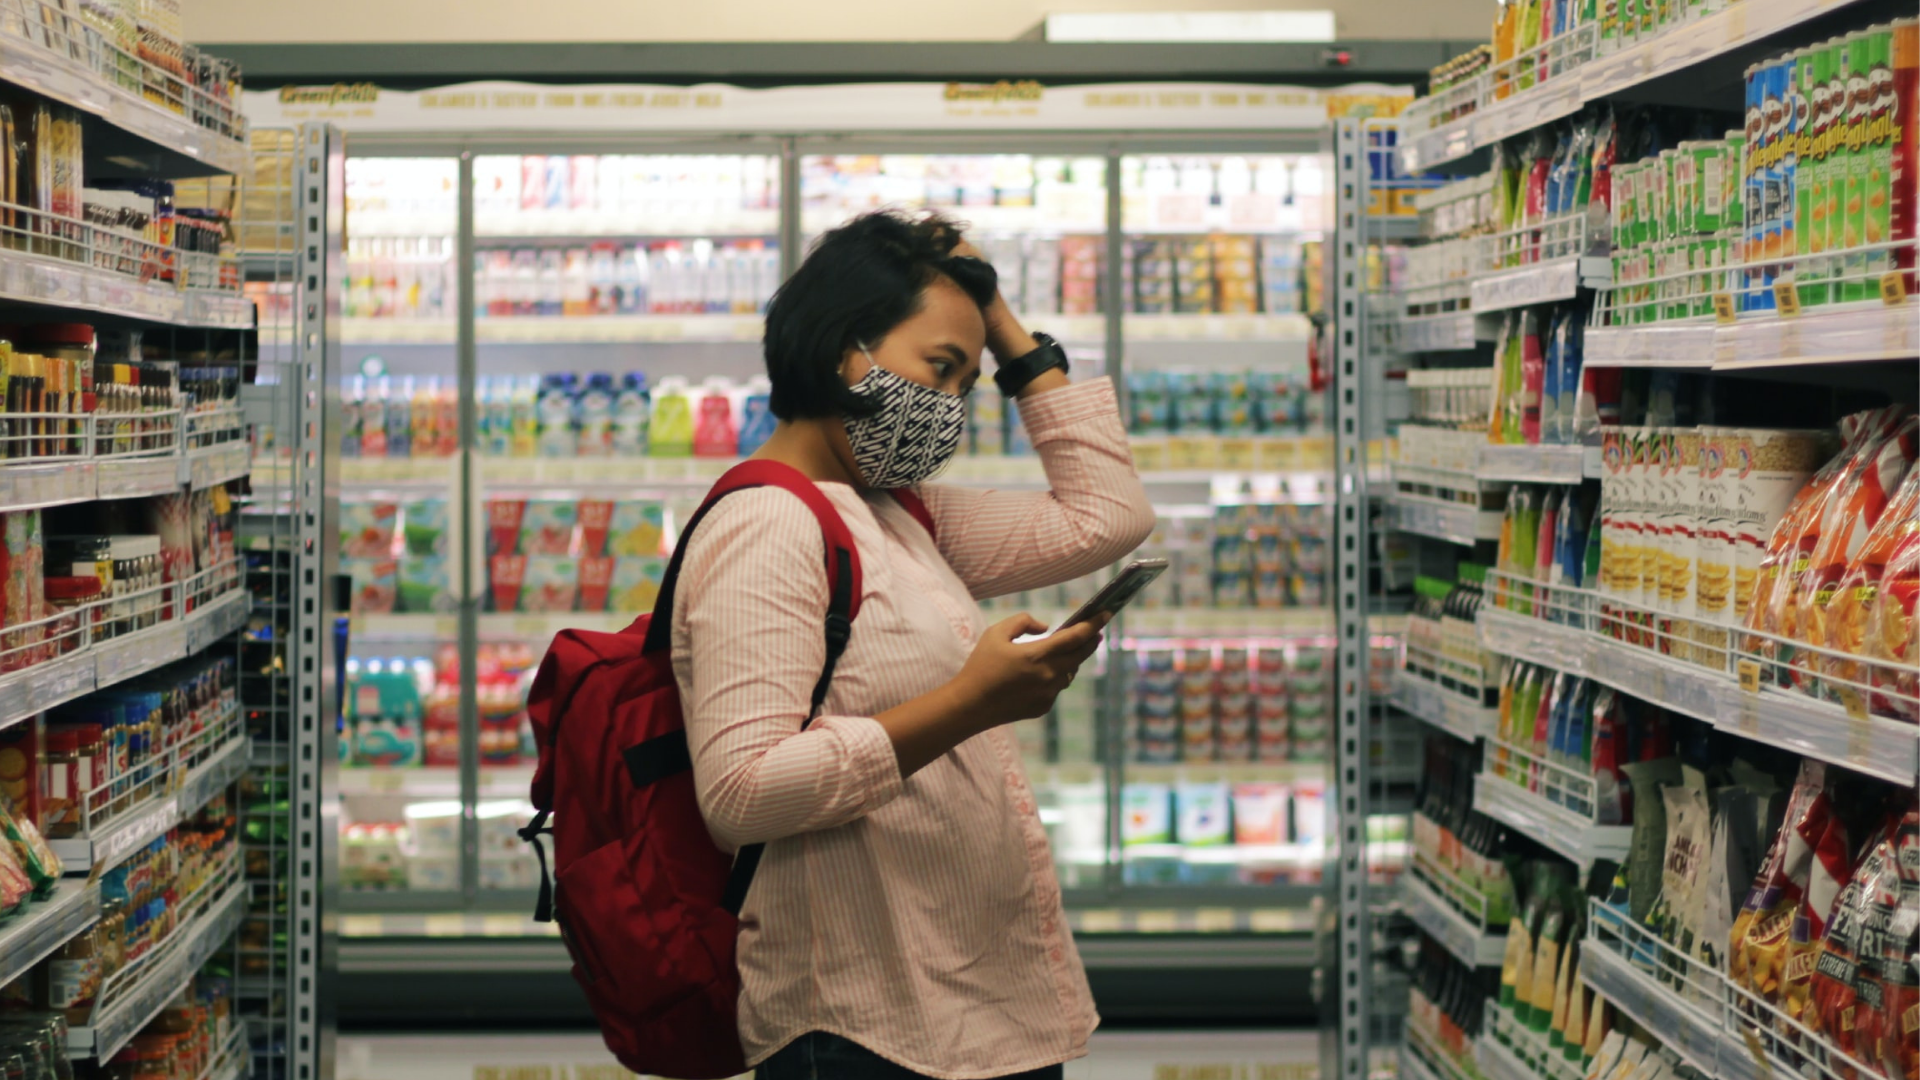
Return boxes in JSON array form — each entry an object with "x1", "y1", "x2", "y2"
[{"x1": 520, "y1": 460, "x2": 932, "y2": 1080}]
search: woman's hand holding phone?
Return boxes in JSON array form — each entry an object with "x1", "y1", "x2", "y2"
[
  {"x1": 954, "y1": 613, "x2": 1107, "y2": 725},
  {"x1": 875, "y1": 612, "x2": 1106, "y2": 778}
]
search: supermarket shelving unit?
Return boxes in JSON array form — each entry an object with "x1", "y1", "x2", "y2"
[
  {"x1": 231, "y1": 123, "x2": 340, "y2": 1080},
  {"x1": 1362, "y1": 3, "x2": 1920, "y2": 1080},
  {"x1": 0, "y1": 8, "x2": 331, "y2": 1077},
  {"x1": 229, "y1": 87, "x2": 1386, "y2": 1023}
]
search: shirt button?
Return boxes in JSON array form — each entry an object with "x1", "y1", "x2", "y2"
[
  {"x1": 1018, "y1": 800, "x2": 1034, "y2": 815},
  {"x1": 1042, "y1": 918, "x2": 1057, "y2": 934},
  {"x1": 1049, "y1": 946, "x2": 1064, "y2": 962}
]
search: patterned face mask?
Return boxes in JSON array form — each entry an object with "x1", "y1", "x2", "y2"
[{"x1": 842, "y1": 350, "x2": 966, "y2": 489}]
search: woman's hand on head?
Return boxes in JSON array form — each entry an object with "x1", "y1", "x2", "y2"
[{"x1": 951, "y1": 612, "x2": 1108, "y2": 726}]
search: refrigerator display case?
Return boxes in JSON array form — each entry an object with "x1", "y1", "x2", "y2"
[{"x1": 242, "y1": 78, "x2": 1414, "y2": 1021}]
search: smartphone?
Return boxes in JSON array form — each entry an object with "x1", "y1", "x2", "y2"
[{"x1": 1054, "y1": 558, "x2": 1169, "y2": 632}]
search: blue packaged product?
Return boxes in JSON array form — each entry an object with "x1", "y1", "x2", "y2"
[
  {"x1": 1169, "y1": 372, "x2": 1213, "y2": 433},
  {"x1": 1743, "y1": 62, "x2": 1767, "y2": 310},
  {"x1": 611, "y1": 372, "x2": 650, "y2": 456},
  {"x1": 577, "y1": 373, "x2": 616, "y2": 456},
  {"x1": 1126, "y1": 371, "x2": 1170, "y2": 434},
  {"x1": 1555, "y1": 313, "x2": 1582, "y2": 445},
  {"x1": 536, "y1": 374, "x2": 578, "y2": 457},
  {"x1": 738, "y1": 380, "x2": 776, "y2": 456}
]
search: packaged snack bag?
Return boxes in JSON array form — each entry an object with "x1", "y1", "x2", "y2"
[
  {"x1": 577, "y1": 555, "x2": 614, "y2": 613},
  {"x1": 1789, "y1": 415, "x2": 1919, "y2": 694},
  {"x1": 345, "y1": 558, "x2": 397, "y2": 615},
  {"x1": 1819, "y1": 467, "x2": 1920, "y2": 710},
  {"x1": 522, "y1": 557, "x2": 579, "y2": 613},
  {"x1": 402, "y1": 499, "x2": 448, "y2": 556},
  {"x1": 1864, "y1": 514, "x2": 1920, "y2": 720},
  {"x1": 1729, "y1": 761, "x2": 1826, "y2": 1004},
  {"x1": 1876, "y1": 811, "x2": 1918, "y2": 1080},
  {"x1": 610, "y1": 557, "x2": 667, "y2": 613},
  {"x1": 397, "y1": 557, "x2": 453, "y2": 614},
  {"x1": 0, "y1": 802, "x2": 62, "y2": 894},
  {"x1": 609, "y1": 500, "x2": 665, "y2": 557},
  {"x1": 485, "y1": 499, "x2": 527, "y2": 557},
  {"x1": 487, "y1": 554, "x2": 527, "y2": 613},
  {"x1": 341, "y1": 501, "x2": 398, "y2": 558},
  {"x1": 1804, "y1": 815, "x2": 1898, "y2": 1076},
  {"x1": 576, "y1": 500, "x2": 614, "y2": 558},
  {"x1": 520, "y1": 500, "x2": 579, "y2": 557}
]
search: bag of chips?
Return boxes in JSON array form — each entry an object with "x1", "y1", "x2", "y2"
[
  {"x1": 1864, "y1": 507, "x2": 1920, "y2": 722},
  {"x1": 1744, "y1": 409, "x2": 1903, "y2": 672},
  {"x1": 1790, "y1": 415, "x2": 1920, "y2": 696},
  {"x1": 1821, "y1": 466, "x2": 1920, "y2": 714},
  {"x1": 1804, "y1": 816, "x2": 1899, "y2": 1079},
  {"x1": 0, "y1": 802, "x2": 60, "y2": 896},
  {"x1": 1874, "y1": 812, "x2": 1918, "y2": 1080},
  {"x1": 1730, "y1": 761, "x2": 1825, "y2": 1002}
]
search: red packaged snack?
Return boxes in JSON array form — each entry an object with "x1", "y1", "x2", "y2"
[
  {"x1": 1805, "y1": 816, "x2": 1899, "y2": 1079},
  {"x1": 1746, "y1": 409, "x2": 1897, "y2": 657},
  {"x1": 1865, "y1": 520, "x2": 1920, "y2": 721},
  {"x1": 485, "y1": 499, "x2": 527, "y2": 557},
  {"x1": 1876, "y1": 812, "x2": 1918, "y2": 1080},
  {"x1": 1790, "y1": 415, "x2": 1919, "y2": 694},
  {"x1": 1821, "y1": 467, "x2": 1920, "y2": 713},
  {"x1": 577, "y1": 500, "x2": 614, "y2": 558},
  {"x1": 577, "y1": 555, "x2": 614, "y2": 613},
  {"x1": 488, "y1": 554, "x2": 526, "y2": 613}
]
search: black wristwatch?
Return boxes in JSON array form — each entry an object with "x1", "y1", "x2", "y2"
[{"x1": 992, "y1": 331, "x2": 1070, "y2": 396}]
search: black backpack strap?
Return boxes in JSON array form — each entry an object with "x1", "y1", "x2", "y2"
[{"x1": 719, "y1": 542, "x2": 855, "y2": 915}]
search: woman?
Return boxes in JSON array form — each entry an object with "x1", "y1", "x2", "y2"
[{"x1": 671, "y1": 210, "x2": 1155, "y2": 1080}]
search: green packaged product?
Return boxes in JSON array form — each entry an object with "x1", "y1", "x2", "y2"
[
  {"x1": 0, "y1": 804, "x2": 61, "y2": 897},
  {"x1": 1858, "y1": 27, "x2": 1894, "y2": 297},
  {"x1": 1722, "y1": 129, "x2": 1746, "y2": 242},
  {"x1": 1795, "y1": 48, "x2": 1823, "y2": 306},
  {"x1": 1841, "y1": 31, "x2": 1871, "y2": 300},
  {"x1": 1820, "y1": 38, "x2": 1848, "y2": 299}
]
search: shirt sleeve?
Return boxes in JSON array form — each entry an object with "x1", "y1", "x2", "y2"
[
  {"x1": 671, "y1": 488, "x2": 904, "y2": 852},
  {"x1": 920, "y1": 379, "x2": 1156, "y2": 601}
]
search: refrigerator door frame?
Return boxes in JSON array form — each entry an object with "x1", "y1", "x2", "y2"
[{"x1": 332, "y1": 113, "x2": 1334, "y2": 923}]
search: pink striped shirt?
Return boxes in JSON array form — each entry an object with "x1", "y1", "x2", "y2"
[{"x1": 670, "y1": 379, "x2": 1153, "y2": 1079}]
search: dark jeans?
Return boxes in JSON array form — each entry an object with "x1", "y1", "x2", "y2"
[{"x1": 756, "y1": 1032, "x2": 1065, "y2": 1080}]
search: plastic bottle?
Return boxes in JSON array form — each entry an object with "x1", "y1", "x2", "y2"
[
  {"x1": 619, "y1": 245, "x2": 648, "y2": 314},
  {"x1": 509, "y1": 375, "x2": 539, "y2": 457},
  {"x1": 611, "y1": 372, "x2": 650, "y2": 455},
  {"x1": 577, "y1": 373, "x2": 615, "y2": 457}
]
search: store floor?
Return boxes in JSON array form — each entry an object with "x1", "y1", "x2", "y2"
[{"x1": 337, "y1": 1030, "x2": 1322, "y2": 1080}]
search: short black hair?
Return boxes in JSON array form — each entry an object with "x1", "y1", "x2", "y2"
[{"x1": 763, "y1": 210, "x2": 998, "y2": 421}]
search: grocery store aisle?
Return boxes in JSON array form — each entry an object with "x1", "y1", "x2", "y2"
[{"x1": 336, "y1": 1030, "x2": 1321, "y2": 1080}]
